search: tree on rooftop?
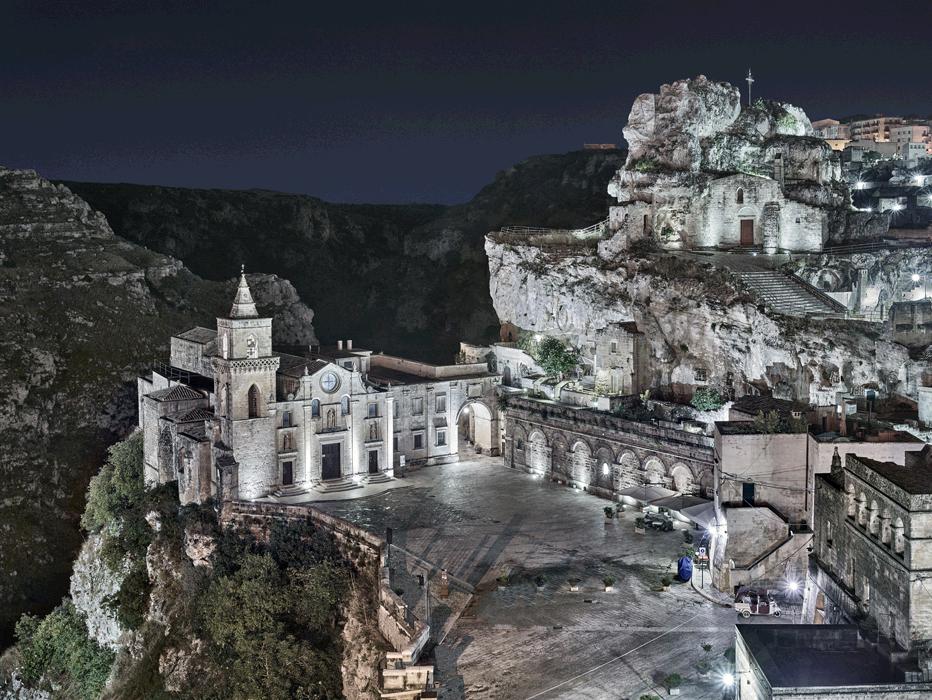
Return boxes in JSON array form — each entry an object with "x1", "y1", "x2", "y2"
[
  {"x1": 534, "y1": 337, "x2": 579, "y2": 379},
  {"x1": 690, "y1": 387, "x2": 724, "y2": 411}
]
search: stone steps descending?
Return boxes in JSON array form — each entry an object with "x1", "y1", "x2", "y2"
[
  {"x1": 365, "y1": 472, "x2": 394, "y2": 485},
  {"x1": 271, "y1": 484, "x2": 312, "y2": 498},
  {"x1": 314, "y1": 477, "x2": 363, "y2": 494},
  {"x1": 737, "y1": 270, "x2": 846, "y2": 317}
]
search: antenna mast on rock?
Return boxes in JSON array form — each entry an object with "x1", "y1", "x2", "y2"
[{"x1": 746, "y1": 69, "x2": 754, "y2": 105}]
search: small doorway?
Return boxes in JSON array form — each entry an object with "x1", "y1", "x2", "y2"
[
  {"x1": 742, "y1": 481, "x2": 756, "y2": 505},
  {"x1": 368, "y1": 450, "x2": 379, "y2": 474},
  {"x1": 321, "y1": 443, "x2": 341, "y2": 480},
  {"x1": 282, "y1": 460, "x2": 294, "y2": 486},
  {"x1": 740, "y1": 219, "x2": 754, "y2": 246}
]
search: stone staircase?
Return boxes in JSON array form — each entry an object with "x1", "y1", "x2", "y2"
[
  {"x1": 736, "y1": 270, "x2": 847, "y2": 317},
  {"x1": 271, "y1": 484, "x2": 312, "y2": 498},
  {"x1": 313, "y1": 477, "x2": 363, "y2": 494},
  {"x1": 365, "y1": 472, "x2": 394, "y2": 485}
]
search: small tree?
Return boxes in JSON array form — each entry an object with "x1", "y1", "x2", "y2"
[
  {"x1": 690, "y1": 387, "x2": 724, "y2": 411},
  {"x1": 535, "y1": 337, "x2": 579, "y2": 379},
  {"x1": 664, "y1": 673, "x2": 683, "y2": 690},
  {"x1": 753, "y1": 409, "x2": 782, "y2": 433}
]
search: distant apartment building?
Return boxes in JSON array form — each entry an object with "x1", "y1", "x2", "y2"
[{"x1": 850, "y1": 116, "x2": 904, "y2": 142}]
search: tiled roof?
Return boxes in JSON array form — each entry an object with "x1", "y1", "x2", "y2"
[
  {"x1": 174, "y1": 407, "x2": 214, "y2": 422},
  {"x1": 148, "y1": 384, "x2": 205, "y2": 402},
  {"x1": 174, "y1": 327, "x2": 217, "y2": 344},
  {"x1": 277, "y1": 353, "x2": 329, "y2": 378}
]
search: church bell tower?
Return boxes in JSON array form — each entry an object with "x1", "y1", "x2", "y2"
[{"x1": 213, "y1": 267, "x2": 280, "y2": 498}]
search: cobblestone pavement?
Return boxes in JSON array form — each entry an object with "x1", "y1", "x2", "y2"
[{"x1": 313, "y1": 456, "x2": 793, "y2": 699}]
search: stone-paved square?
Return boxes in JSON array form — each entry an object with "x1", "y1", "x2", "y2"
[{"x1": 313, "y1": 456, "x2": 791, "y2": 699}]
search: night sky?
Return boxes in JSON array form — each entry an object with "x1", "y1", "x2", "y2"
[{"x1": 3, "y1": 0, "x2": 931, "y2": 204}]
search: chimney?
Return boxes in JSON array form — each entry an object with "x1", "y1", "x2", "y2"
[
  {"x1": 347, "y1": 339, "x2": 353, "y2": 350},
  {"x1": 337, "y1": 340, "x2": 343, "y2": 350}
]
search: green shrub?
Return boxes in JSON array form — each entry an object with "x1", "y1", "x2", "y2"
[
  {"x1": 603, "y1": 576, "x2": 615, "y2": 587},
  {"x1": 535, "y1": 337, "x2": 579, "y2": 378},
  {"x1": 103, "y1": 559, "x2": 151, "y2": 630},
  {"x1": 81, "y1": 431, "x2": 146, "y2": 533},
  {"x1": 14, "y1": 601, "x2": 114, "y2": 700},
  {"x1": 664, "y1": 672, "x2": 683, "y2": 688},
  {"x1": 690, "y1": 387, "x2": 724, "y2": 411}
]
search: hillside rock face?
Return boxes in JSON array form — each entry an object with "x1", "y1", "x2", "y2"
[
  {"x1": 486, "y1": 236, "x2": 920, "y2": 403},
  {"x1": 65, "y1": 149, "x2": 625, "y2": 362},
  {"x1": 0, "y1": 167, "x2": 316, "y2": 647}
]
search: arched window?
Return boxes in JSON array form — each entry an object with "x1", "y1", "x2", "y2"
[
  {"x1": 881, "y1": 509, "x2": 892, "y2": 544},
  {"x1": 868, "y1": 501, "x2": 879, "y2": 535},
  {"x1": 341, "y1": 395, "x2": 350, "y2": 416},
  {"x1": 893, "y1": 518, "x2": 905, "y2": 554},
  {"x1": 248, "y1": 384, "x2": 261, "y2": 418},
  {"x1": 311, "y1": 399, "x2": 320, "y2": 418},
  {"x1": 736, "y1": 188, "x2": 744, "y2": 204}
]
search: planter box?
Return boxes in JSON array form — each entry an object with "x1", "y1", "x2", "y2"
[
  {"x1": 604, "y1": 586, "x2": 614, "y2": 592},
  {"x1": 569, "y1": 583, "x2": 579, "y2": 592},
  {"x1": 669, "y1": 688, "x2": 681, "y2": 696}
]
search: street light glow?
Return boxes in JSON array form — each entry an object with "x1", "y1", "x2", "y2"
[
  {"x1": 787, "y1": 580, "x2": 799, "y2": 593},
  {"x1": 722, "y1": 672, "x2": 735, "y2": 687},
  {"x1": 912, "y1": 274, "x2": 921, "y2": 282}
]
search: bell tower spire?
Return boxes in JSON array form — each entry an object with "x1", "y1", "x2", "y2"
[{"x1": 230, "y1": 264, "x2": 259, "y2": 319}]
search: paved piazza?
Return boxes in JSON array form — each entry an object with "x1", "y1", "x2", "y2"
[{"x1": 314, "y1": 456, "x2": 792, "y2": 699}]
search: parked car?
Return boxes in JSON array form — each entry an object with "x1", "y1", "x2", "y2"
[{"x1": 734, "y1": 589, "x2": 782, "y2": 618}]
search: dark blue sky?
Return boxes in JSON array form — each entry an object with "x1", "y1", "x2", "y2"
[{"x1": 3, "y1": 0, "x2": 930, "y2": 203}]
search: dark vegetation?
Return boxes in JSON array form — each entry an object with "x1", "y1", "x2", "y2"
[
  {"x1": 65, "y1": 148, "x2": 624, "y2": 363},
  {"x1": 12, "y1": 434, "x2": 353, "y2": 699}
]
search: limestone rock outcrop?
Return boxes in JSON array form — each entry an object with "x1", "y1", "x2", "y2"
[
  {"x1": 605, "y1": 76, "x2": 881, "y2": 252},
  {"x1": 486, "y1": 234, "x2": 920, "y2": 403},
  {"x1": 68, "y1": 534, "x2": 127, "y2": 651}
]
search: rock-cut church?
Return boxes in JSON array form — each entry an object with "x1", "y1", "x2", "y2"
[{"x1": 138, "y1": 270, "x2": 500, "y2": 504}]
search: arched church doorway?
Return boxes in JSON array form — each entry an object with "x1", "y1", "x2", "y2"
[{"x1": 457, "y1": 400, "x2": 496, "y2": 456}]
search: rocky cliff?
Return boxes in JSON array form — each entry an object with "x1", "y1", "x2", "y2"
[
  {"x1": 64, "y1": 148, "x2": 625, "y2": 362},
  {"x1": 0, "y1": 167, "x2": 316, "y2": 648},
  {"x1": 486, "y1": 235, "x2": 922, "y2": 403}
]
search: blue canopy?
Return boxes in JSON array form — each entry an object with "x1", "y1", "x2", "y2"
[{"x1": 677, "y1": 555, "x2": 693, "y2": 582}]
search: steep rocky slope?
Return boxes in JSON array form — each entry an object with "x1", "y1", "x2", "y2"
[
  {"x1": 64, "y1": 148, "x2": 625, "y2": 362},
  {"x1": 486, "y1": 236, "x2": 922, "y2": 403},
  {"x1": 0, "y1": 167, "x2": 316, "y2": 648}
]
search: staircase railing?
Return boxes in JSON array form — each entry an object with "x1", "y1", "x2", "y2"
[{"x1": 500, "y1": 217, "x2": 609, "y2": 240}]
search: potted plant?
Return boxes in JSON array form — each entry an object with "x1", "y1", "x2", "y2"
[
  {"x1": 661, "y1": 576, "x2": 672, "y2": 591},
  {"x1": 568, "y1": 578, "x2": 580, "y2": 592},
  {"x1": 604, "y1": 506, "x2": 615, "y2": 519},
  {"x1": 534, "y1": 574, "x2": 546, "y2": 590},
  {"x1": 496, "y1": 573, "x2": 510, "y2": 587},
  {"x1": 664, "y1": 673, "x2": 683, "y2": 696},
  {"x1": 603, "y1": 576, "x2": 615, "y2": 592},
  {"x1": 634, "y1": 517, "x2": 646, "y2": 534}
]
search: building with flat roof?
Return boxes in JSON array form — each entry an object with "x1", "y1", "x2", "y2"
[{"x1": 735, "y1": 624, "x2": 932, "y2": 698}]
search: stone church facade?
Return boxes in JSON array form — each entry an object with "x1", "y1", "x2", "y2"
[{"x1": 138, "y1": 271, "x2": 500, "y2": 504}]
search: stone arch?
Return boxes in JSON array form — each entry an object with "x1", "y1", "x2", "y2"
[
  {"x1": 736, "y1": 187, "x2": 744, "y2": 204},
  {"x1": 868, "y1": 500, "x2": 880, "y2": 535},
  {"x1": 311, "y1": 398, "x2": 320, "y2": 418},
  {"x1": 670, "y1": 463, "x2": 694, "y2": 494},
  {"x1": 247, "y1": 384, "x2": 262, "y2": 418},
  {"x1": 570, "y1": 440, "x2": 593, "y2": 485},
  {"x1": 550, "y1": 433, "x2": 569, "y2": 479},
  {"x1": 594, "y1": 446, "x2": 615, "y2": 491},
  {"x1": 616, "y1": 450, "x2": 640, "y2": 490},
  {"x1": 458, "y1": 399, "x2": 497, "y2": 454},
  {"x1": 881, "y1": 507, "x2": 892, "y2": 544},
  {"x1": 643, "y1": 456, "x2": 666, "y2": 485},
  {"x1": 698, "y1": 469, "x2": 714, "y2": 499},
  {"x1": 893, "y1": 517, "x2": 905, "y2": 554},
  {"x1": 526, "y1": 430, "x2": 551, "y2": 475},
  {"x1": 846, "y1": 483, "x2": 856, "y2": 517},
  {"x1": 856, "y1": 493, "x2": 867, "y2": 526}
]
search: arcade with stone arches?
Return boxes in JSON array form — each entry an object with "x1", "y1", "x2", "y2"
[
  {"x1": 506, "y1": 418, "x2": 713, "y2": 501},
  {"x1": 456, "y1": 398, "x2": 501, "y2": 456}
]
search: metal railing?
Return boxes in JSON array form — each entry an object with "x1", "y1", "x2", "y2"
[{"x1": 499, "y1": 217, "x2": 609, "y2": 240}]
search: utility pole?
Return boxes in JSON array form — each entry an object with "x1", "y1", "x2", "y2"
[{"x1": 746, "y1": 69, "x2": 755, "y2": 106}]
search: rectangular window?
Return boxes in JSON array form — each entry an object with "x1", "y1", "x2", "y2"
[
  {"x1": 343, "y1": 361, "x2": 353, "y2": 370},
  {"x1": 694, "y1": 368, "x2": 707, "y2": 382},
  {"x1": 610, "y1": 340, "x2": 618, "y2": 354},
  {"x1": 393, "y1": 401, "x2": 399, "y2": 418},
  {"x1": 368, "y1": 403, "x2": 378, "y2": 418},
  {"x1": 393, "y1": 435, "x2": 398, "y2": 451},
  {"x1": 436, "y1": 430, "x2": 446, "y2": 447},
  {"x1": 436, "y1": 394, "x2": 446, "y2": 413},
  {"x1": 282, "y1": 411, "x2": 292, "y2": 428},
  {"x1": 414, "y1": 433, "x2": 423, "y2": 450},
  {"x1": 413, "y1": 397, "x2": 424, "y2": 415}
]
